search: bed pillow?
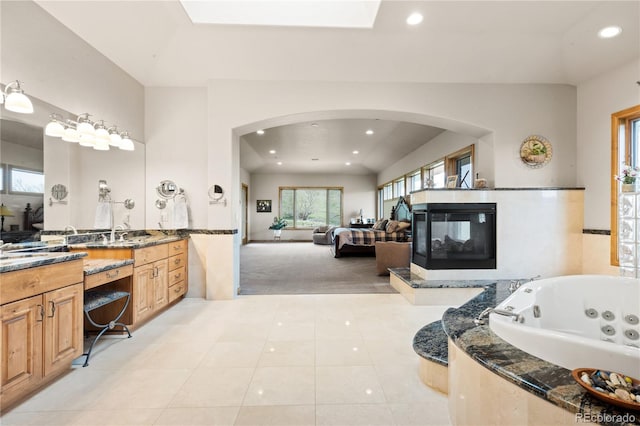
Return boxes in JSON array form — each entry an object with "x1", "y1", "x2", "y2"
[
  {"x1": 372, "y1": 219, "x2": 388, "y2": 230},
  {"x1": 386, "y1": 220, "x2": 411, "y2": 233}
]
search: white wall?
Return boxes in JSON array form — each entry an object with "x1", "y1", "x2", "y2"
[
  {"x1": 577, "y1": 59, "x2": 640, "y2": 230},
  {"x1": 145, "y1": 87, "x2": 208, "y2": 230},
  {"x1": 249, "y1": 172, "x2": 377, "y2": 241}
]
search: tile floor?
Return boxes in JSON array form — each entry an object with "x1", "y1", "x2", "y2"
[{"x1": 1, "y1": 294, "x2": 452, "y2": 426}]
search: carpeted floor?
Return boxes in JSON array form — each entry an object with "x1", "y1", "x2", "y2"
[{"x1": 239, "y1": 242, "x2": 397, "y2": 295}]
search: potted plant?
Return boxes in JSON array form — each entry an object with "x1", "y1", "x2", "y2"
[
  {"x1": 615, "y1": 163, "x2": 640, "y2": 192},
  {"x1": 268, "y1": 216, "x2": 287, "y2": 239}
]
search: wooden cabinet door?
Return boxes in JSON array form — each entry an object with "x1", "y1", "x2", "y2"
[
  {"x1": 43, "y1": 283, "x2": 83, "y2": 377},
  {"x1": 153, "y1": 259, "x2": 169, "y2": 311},
  {"x1": 133, "y1": 264, "x2": 155, "y2": 323},
  {"x1": 1, "y1": 295, "x2": 43, "y2": 402}
]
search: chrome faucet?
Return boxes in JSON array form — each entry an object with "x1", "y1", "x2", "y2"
[
  {"x1": 64, "y1": 225, "x2": 78, "y2": 234},
  {"x1": 110, "y1": 224, "x2": 124, "y2": 243},
  {"x1": 474, "y1": 307, "x2": 524, "y2": 325}
]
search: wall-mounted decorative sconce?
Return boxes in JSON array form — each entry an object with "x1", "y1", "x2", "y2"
[
  {"x1": 208, "y1": 184, "x2": 227, "y2": 206},
  {"x1": 45, "y1": 112, "x2": 135, "y2": 151},
  {"x1": 0, "y1": 81, "x2": 34, "y2": 114}
]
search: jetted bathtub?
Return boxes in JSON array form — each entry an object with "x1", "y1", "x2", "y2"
[{"x1": 489, "y1": 275, "x2": 640, "y2": 378}]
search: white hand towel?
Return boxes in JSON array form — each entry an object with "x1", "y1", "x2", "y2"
[
  {"x1": 173, "y1": 196, "x2": 189, "y2": 229},
  {"x1": 94, "y1": 201, "x2": 112, "y2": 229}
]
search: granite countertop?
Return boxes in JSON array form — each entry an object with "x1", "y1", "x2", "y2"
[
  {"x1": 83, "y1": 258, "x2": 135, "y2": 275},
  {"x1": 441, "y1": 281, "x2": 640, "y2": 425},
  {"x1": 69, "y1": 234, "x2": 186, "y2": 250},
  {"x1": 0, "y1": 251, "x2": 87, "y2": 273}
]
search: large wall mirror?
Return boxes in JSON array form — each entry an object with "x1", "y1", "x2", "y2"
[{"x1": 0, "y1": 94, "x2": 145, "y2": 238}]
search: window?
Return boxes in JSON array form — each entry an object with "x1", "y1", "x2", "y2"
[
  {"x1": 279, "y1": 187, "x2": 343, "y2": 229},
  {"x1": 445, "y1": 145, "x2": 474, "y2": 188},
  {"x1": 423, "y1": 160, "x2": 445, "y2": 188},
  {"x1": 9, "y1": 166, "x2": 44, "y2": 194},
  {"x1": 611, "y1": 105, "x2": 640, "y2": 265},
  {"x1": 407, "y1": 169, "x2": 422, "y2": 193},
  {"x1": 0, "y1": 165, "x2": 4, "y2": 192},
  {"x1": 393, "y1": 178, "x2": 405, "y2": 198},
  {"x1": 382, "y1": 182, "x2": 393, "y2": 200}
]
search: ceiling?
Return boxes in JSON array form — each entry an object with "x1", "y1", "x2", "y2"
[{"x1": 32, "y1": 0, "x2": 640, "y2": 174}]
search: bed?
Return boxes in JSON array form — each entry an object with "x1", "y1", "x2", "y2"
[{"x1": 331, "y1": 197, "x2": 411, "y2": 258}]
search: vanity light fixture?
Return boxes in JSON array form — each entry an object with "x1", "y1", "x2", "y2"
[
  {"x1": 44, "y1": 113, "x2": 135, "y2": 151},
  {"x1": 0, "y1": 80, "x2": 34, "y2": 114},
  {"x1": 45, "y1": 113, "x2": 65, "y2": 137},
  {"x1": 119, "y1": 132, "x2": 135, "y2": 151}
]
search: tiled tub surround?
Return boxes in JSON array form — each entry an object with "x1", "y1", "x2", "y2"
[
  {"x1": 415, "y1": 279, "x2": 640, "y2": 425},
  {"x1": 409, "y1": 188, "x2": 584, "y2": 280}
]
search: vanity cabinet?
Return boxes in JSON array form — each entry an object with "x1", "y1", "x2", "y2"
[
  {"x1": 1, "y1": 260, "x2": 84, "y2": 410},
  {"x1": 73, "y1": 239, "x2": 188, "y2": 328}
]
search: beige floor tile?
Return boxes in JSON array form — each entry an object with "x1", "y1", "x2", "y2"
[
  {"x1": 267, "y1": 321, "x2": 315, "y2": 341},
  {"x1": 90, "y1": 368, "x2": 192, "y2": 409},
  {"x1": 201, "y1": 340, "x2": 266, "y2": 368},
  {"x1": 0, "y1": 409, "x2": 162, "y2": 426},
  {"x1": 315, "y1": 317, "x2": 362, "y2": 340},
  {"x1": 153, "y1": 407, "x2": 240, "y2": 425},
  {"x1": 257, "y1": 340, "x2": 316, "y2": 367},
  {"x1": 243, "y1": 367, "x2": 315, "y2": 406},
  {"x1": 316, "y1": 366, "x2": 386, "y2": 404},
  {"x1": 169, "y1": 367, "x2": 254, "y2": 407},
  {"x1": 316, "y1": 338, "x2": 373, "y2": 366},
  {"x1": 316, "y1": 404, "x2": 395, "y2": 426},
  {"x1": 388, "y1": 402, "x2": 452, "y2": 426},
  {"x1": 234, "y1": 405, "x2": 315, "y2": 426}
]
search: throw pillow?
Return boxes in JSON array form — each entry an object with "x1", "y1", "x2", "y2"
[
  {"x1": 396, "y1": 221, "x2": 411, "y2": 231},
  {"x1": 372, "y1": 219, "x2": 388, "y2": 230},
  {"x1": 386, "y1": 220, "x2": 400, "y2": 233}
]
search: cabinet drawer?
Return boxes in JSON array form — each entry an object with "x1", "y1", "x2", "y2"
[
  {"x1": 168, "y1": 281, "x2": 186, "y2": 303},
  {"x1": 168, "y1": 266, "x2": 186, "y2": 287},
  {"x1": 1, "y1": 259, "x2": 84, "y2": 305},
  {"x1": 168, "y1": 253, "x2": 186, "y2": 271},
  {"x1": 134, "y1": 244, "x2": 168, "y2": 267},
  {"x1": 84, "y1": 264, "x2": 134, "y2": 291},
  {"x1": 168, "y1": 239, "x2": 187, "y2": 256}
]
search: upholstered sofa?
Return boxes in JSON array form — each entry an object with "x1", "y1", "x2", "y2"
[
  {"x1": 312, "y1": 225, "x2": 336, "y2": 245},
  {"x1": 375, "y1": 241, "x2": 411, "y2": 275}
]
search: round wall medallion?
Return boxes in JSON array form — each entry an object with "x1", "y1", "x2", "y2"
[
  {"x1": 51, "y1": 184, "x2": 68, "y2": 201},
  {"x1": 520, "y1": 135, "x2": 552, "y2": 168}
]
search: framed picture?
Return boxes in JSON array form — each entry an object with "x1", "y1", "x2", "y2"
[
  {"x1": 257, "y1": 199, "x2": 272, "y2": 212},
  {"x1": 446, "y1": 175, "x2": 458, "y2": 188}
]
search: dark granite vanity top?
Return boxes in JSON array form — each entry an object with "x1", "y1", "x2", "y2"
[
  {"x1": 68, "y1": 234, "x2": 186, "y2": 250},
  {"x1": 83, "y1": 258, "x2": 135, "y2": 275},
  {"x1": 0, "y1": 251, "x2": 87, "y2": 273},
  {"x1": 428, "y1": 280, "x2": 640, "y2": 425}
]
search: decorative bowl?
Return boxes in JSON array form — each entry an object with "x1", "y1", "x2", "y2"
[{"x1": 571, "y1": 368, "x2": 640, "y2": 411}]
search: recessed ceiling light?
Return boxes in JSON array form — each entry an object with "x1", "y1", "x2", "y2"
[
  {"x1": 311, "y1": 158, "x2": 319, "y2": 161},
  {"x1": 352, "y1": 150, "x2": 359, "y2": 155},
  {"x1": 311, "y1": 123, "x2": 319, "y2": 127},
  {"x1": 406, "y1": 12, "x2": 423, "y2": 26},
  {"x1": 269, "y1": 149, "x2": 276, "y2": 154},
  {"x1": 345, "y1": 162, "x2": 351, "y2": 166},
  {"x1": 366, "y1": 129, "x2": 374, "y2": 135},
  {"x1": 598, "y1": 25, "x2": 622, "y2": 38},
  {"x1": 257, "y1": 129, "x2": 265, "y2": 135},
  {"x1": 277, "y1": 161, "x2": 283, "y2": 166}
]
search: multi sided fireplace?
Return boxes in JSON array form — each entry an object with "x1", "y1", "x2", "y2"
[{"x1": 412, "y1": 203, "x2": 497, "y2": 270}]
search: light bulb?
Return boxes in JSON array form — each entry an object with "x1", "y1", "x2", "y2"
[{"x1": 45, "y1": 120, "x2": 65, "y2": 137}]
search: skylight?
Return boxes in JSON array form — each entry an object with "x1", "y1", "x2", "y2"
[{"x1": 179, "y1": 0, "x2": 381, "y2": 29}]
